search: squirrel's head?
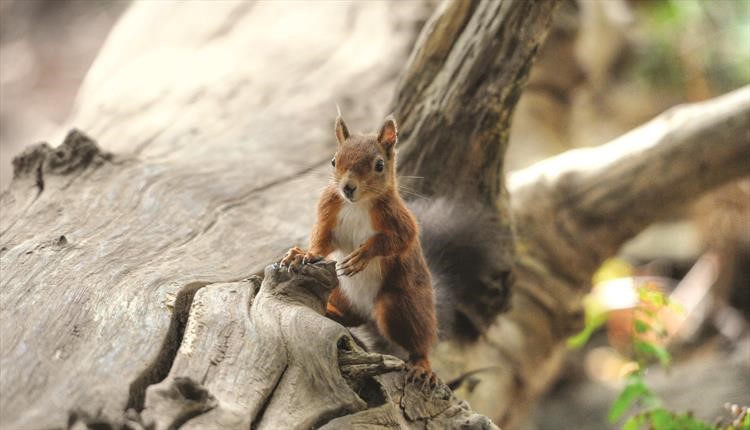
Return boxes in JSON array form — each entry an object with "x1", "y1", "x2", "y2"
[{"x1": 331, "y1": 112, "x2": 398, "y2": 204}]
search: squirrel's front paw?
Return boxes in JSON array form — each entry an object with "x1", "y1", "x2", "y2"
[
  {"x1": 281, "y1": 247, "x2": 325, "y2": 272},
  {"x1": 280, "y1": 246, "x2": 305, "y2": 271},
  {"x1": 337, "y1": 249, "x2": 369, "y2": 277},
  {"x1": 302, "y1": 252, "x2": 323, "y2": 265}
]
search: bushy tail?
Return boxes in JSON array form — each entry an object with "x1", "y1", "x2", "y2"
[{"x1": 409, "y1": 198, "x2": 513, "y2": 342}]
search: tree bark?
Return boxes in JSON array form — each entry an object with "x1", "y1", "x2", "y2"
[
  {"x1": 394, "y1": 0, "x2": 558, "y2": 207},
  {"x1": 134, "y1": 262, "x2": 493, "y2": 430}
]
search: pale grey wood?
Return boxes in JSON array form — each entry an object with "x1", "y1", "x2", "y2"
[
  {"x1": 0, "y1": 2, "x2": 433, "y2": 427},
  {"x1": 510, "y1": 86, "x2": 750, "y2": 281}
]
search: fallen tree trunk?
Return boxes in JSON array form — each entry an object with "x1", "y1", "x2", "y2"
[{"x1": 1, "y1": 0, "x2": 748, "y2": 429}]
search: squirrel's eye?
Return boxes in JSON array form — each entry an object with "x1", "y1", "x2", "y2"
[
  {"x1": 331, "y1": 157, "x2": 336, "y2": 167},
  {"x1": 375, "y1": 159, "x2": 385, "y2": 172}
]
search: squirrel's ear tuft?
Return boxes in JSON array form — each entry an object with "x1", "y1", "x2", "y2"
[
  {"x1": 335, "y1": 104, "x2": 349, "y2": 145},
  {"x1": 377, "y1": 115, "x2": 398, "y2": 149},
  {"x1": 335, "y1": 113, "x2": 349, "y2": 146}
]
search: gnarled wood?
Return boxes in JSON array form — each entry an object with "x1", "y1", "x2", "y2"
[{"x1": 135, "y1": 262, "x2": 496, "y2": 430}]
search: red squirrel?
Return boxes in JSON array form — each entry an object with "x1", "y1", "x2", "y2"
[{"x1": 281, "y1": 113, "x2": 438, "y2": 382}]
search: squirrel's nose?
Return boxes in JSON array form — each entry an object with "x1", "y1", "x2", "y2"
[{"x1": 343, "y1": 184, "x2": 357, "y2": 200}]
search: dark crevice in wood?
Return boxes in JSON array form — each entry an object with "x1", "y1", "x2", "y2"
[
  {"x1": 67, "y1": 408, "x2": 116, "y2": 430},
  {"x1": 166, "y1": 377, "x2": 217, "y2": 430},
  {"x1": 355, "y1": 377, "x2": 388, "y2": 409},
  {"x1": 35, "y1": 161, "x2": 44, "y2": 195},
  {"x1": 125, "y1": 282, "x2": 208, "y2": 412}
]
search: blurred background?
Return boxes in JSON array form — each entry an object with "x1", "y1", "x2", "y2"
[
  {"x1": 0, "y1": 0, "x2": 127, "y2": 190},
  {"x1": 1, "y1": 0, "x2": 748, "y2": 429}
]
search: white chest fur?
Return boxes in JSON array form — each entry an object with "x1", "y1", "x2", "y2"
[{"x1": 333, "y1": 201, "x2": 382, "y2": 317}]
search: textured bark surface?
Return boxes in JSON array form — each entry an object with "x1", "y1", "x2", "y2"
[
  {"x1": 1, "y1": 0, "x2": 748, "y2": 429},
  {"x1": 394, "y1": 0, "x2": 558, "y2": 206},
  {"x1": 135, "y1": 262, "x2": 494, "y2": 430}
]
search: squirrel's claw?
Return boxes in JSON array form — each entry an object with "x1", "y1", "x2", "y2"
[
  {"x1": 302, "y1": 253, "x2": 323, "y2": 265},
  {"x1": 337, "y1": 261, "x2": 364, "y2": 277},
  {"x1": 280, "y1": 246, "x2": 305, "y2": 271},
  {"x1": 405, "y1": 365, "x2": 443, "y2": 396},
  {"x1": 337, "y1": 249, "x2": 368, "y2": 277},
  {"x1": 289, "y1": 254, "x2": 305, "y2": 272},
  {"x1": 282, "y1": 248, "x2": 326, "y2": 273}
]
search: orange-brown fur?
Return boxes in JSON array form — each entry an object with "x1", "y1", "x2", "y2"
[{"x1": 281, "y1": 114, "x2": 438, "y2": 378}]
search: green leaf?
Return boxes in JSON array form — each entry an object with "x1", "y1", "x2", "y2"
[
  {"x1": 634, "y1": 319, "x2": 650, "y2": 334},
  {"x1": 637, "y1": 287, "x2": 668, "y2": 308},
  {"x1": 567, "y1": 291, "x2": 610, "y2": 349},
  {"x1": 593, "y1": 258, "x2": 634, "y2": 285},
  {"x1": 638, "y1": 307, "x2": 658, "y2": 319},
  {"x1": 567, "y1": 310, "x2": 609, "y2": 348},
  {"x1": 566, "y1": 325, "x2": 595, "y2": 349},
  {"x1": 623, "y1": 414, "x2": 645, "y2": 430},
  {"x1": 609, "y1": 377, "x2": 649, "y2": 423},
  {"x1": 634, "y1": 340, "x2": 671, "y2": 367},
  {"x1": 647, "y1": 408, "x2": 673, "y2": 430}
]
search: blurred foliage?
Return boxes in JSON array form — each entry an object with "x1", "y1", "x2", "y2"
[
  {"x1": 568, "y1": 258, "x2": 634, "y2": 348},
  {"x1": 632, "y1": 0, "x2": 750, "y2": 98},
  {"x1": 569, "y1": 264, "x2": 747, "y2": 430}
]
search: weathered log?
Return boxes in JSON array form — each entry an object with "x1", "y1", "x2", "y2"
[
  {"x1": 0, "y1": 2, "x2": 437, "y2": 427},
  {"x1": 2, "y1": 0, "x2": 555, "y2": 426}
]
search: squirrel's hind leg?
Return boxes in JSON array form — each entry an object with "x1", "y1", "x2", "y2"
[
  {"x1": 326, "y1": 288, "x2": 368, "y2": 327},
  {"x1": 372, "y1": 279, "x2": 438, "y2": 383}
]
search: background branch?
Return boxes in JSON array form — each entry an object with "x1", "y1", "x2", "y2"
[
  {"x1": 510, "y1": 85, "x2": 750, "y2": 282},
  {"x1": 435, "y1": 86, "x2": 750, "y2": 428}
]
